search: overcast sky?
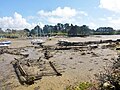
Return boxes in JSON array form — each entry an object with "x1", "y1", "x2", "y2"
[{"x1": 0, "y1": 0, "x2": 120, "y2": 30}]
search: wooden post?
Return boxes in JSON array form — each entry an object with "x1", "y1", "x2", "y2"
[{"x1": 49, "y1": 61, "x2": 62, "y2": 76}]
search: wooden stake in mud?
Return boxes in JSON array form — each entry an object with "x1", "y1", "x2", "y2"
[
  {"x1": 44, "y1": 49, "x2": 62, "y2": 76},
  {"x1": 44, "y1": 49, "x2": 53, "y2": 60},
  {"x1": 49, "y1": 61, "x2": 62, "y2": 76}
]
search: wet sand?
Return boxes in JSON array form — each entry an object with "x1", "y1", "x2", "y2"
[{"x1": 0, "y1": 35, "x2": 119, "y2": 90}]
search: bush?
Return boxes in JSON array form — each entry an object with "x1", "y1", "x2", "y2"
[
  {"x1": 97, "y1": 57, "x2": 120, "y2": 90},
  {"x1": 66, "y1": 82, "x2": 94, "y2": 90}
]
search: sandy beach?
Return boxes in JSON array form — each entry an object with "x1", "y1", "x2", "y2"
[{"x1": 0, "y1": 35, "x2": 119, "y2": 90}]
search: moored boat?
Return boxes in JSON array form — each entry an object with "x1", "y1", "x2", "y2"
[
  {"x1": 0, "y1": 41, "x2": 11, "y2": 47},
  {"x1": 0, "y1": 41, "x2": 11, "y2": 44}
]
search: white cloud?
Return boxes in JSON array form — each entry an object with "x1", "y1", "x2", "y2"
[
  {"x1": 78, "y1": 11, "x2": 88, "y2": 16},
  {"x1": 38, "y1": 7, "x2": 88, "y2": 24},
  {"x1": 89, "y1": 22, "x2": 96, "y2": 29},
  {"x1": 99, "y1": 0, "x2": 120, "y2": 13},
  {"x1": 108, "y1": 18, "x2": 120, "y2": 29},
  {"x1": 0, "y1": 12, "x2": 37, "y2": 30},
  {"x1": 98, "y1": 0, "x2": 120, "y2": 30},
  {"x1": 26, "y1": 16, "x2": 35, "y2": 20},
  {"x1": 98, "y1": 16, "x2": 120, "y2": 29},
  {"x1": 99, "y1": 18, "x2": 106, "y2": 21},
  {"x1": 38, "y1": 7, "x2": 77, "y2": 18}
]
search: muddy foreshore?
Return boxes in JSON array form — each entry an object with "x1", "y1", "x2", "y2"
[{"x1": 0, "y1": 35, "x2": 120, "y2": 90}]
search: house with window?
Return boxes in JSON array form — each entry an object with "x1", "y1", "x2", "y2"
[{"x1": 95, "y1": 27, "x2": 115, "y2": 35}]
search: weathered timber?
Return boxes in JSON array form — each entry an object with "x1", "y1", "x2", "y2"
[
  {"x1": 17, "y1": 63, "x2": 27, "y2": 76},
  {"x1": 12, "y1": 59, "x2": 62, "y2": 85},
  {"x1": 0, "y1": 48, "x2": 4, "y2": 54},
  {"x1": 13, "y1": 59, "x2": 35, "y2": 85},
  {"x1": 55, "y1": 47, "x2": 71, "y2": 50},
  {"x1": 44, "y1": 50, "x2": 53, "y2": 59},
  {"x1": 49, "y1": 61, "x2": 62, "y2": 76},
  {"x1": 116, "y1": 48, "x2": 120, "y2": 50},
  {"x1": 89, "y1": 45, "x2": 98, "y2": 50},
  {"x1": 57, "y1": 39, "x2": 120, "y2": 47},
  {"x1": 13, "y1": 61, "x2": 26, "y2": 85},
  {"x1": 117, "y1": 39, "x2": 120, "y2": 42}
]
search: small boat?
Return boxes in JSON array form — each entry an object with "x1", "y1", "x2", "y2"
[
  {"x1": 58, "y1": 39, "x2": 69, "y2": 42},
  {"x1": 0, "y1": 41, "x2": 11, "y2": 47},
  {"x1": 0, "y1": 41, "x2": 11, "y2": 44},
  {"x1": 31, "y1": 39, "x2": 45, "y2": 45},
  {"x1": 0, "y1": 44, "x2": 9, "y2": 48},
  {"x1": 31, "y1": 25, "x2": 46, "y2": 45}
]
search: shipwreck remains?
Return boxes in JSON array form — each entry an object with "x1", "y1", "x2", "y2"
[
  {"x1": 57, "y1": 39, "x2": 120, "y2": 47},
  {"x1": 12, "y1": 54, "x2": 62, "y2": 85},
  {"x1": 4, "y1": 37, "x2": 120, "y2": 85}
]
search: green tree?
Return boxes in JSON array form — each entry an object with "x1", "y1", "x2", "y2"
[{"x1": 80, "y1": 25, "x2": 91, "y2": 35}]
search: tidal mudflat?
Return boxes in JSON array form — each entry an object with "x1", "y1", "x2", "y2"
[{"x1": 0, "y1": 35, "x2": 119, "y2": 90}]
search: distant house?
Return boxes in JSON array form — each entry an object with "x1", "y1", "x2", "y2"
[{"x1": 95, "y1": 27, "x2": 115, "y2": 35}]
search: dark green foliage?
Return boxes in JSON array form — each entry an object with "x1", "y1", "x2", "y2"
[
  {"x1": 30, "y1": 25, "x2": 43, "y2": 36},
  {"x1": 115, "y1": 30, "x2": 120, "y2": 35},
  {"x1": 1, "y1": 24, "x2": 119, "y2": 38},
  {"x1": 68, "y1": 25, "x2": 92, "y2": 37},
  {"x1": 32, "y1": 23, "x2": 93, "y2": 37}
]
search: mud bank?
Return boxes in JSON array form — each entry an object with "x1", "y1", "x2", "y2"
[{"x1": 0, "y1": 36, "x2": 119, "y2": 90}]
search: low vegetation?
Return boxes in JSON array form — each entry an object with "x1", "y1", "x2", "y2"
[
  {"x1": 66, "y1": 82, "x2": 96, "y2": 90},
  {"x1": 66, "y1": 50, "x2": 120, "y2": 90},
  {"x1": 97, "y1": 56, "x2": 120, "y2": 90}
]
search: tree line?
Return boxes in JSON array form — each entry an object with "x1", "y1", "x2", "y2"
[
  {"x1": 28, "y1": 23, "x2": 93, "y2": 37},
  {"x1": 1, "y1": 23, "x2": 120, "y2": 38}
]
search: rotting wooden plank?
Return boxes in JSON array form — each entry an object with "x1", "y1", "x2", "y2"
[
  {"x1": 18, "y1": 63, "x2": 27, "y2": 76},
  {"x1": 49, "y1": 61, "x2": 62, "y2": 76},
  {"x1": 13, "y1": 62, "x2": 26, "y2": 85},
  {"x1": 12, "y1": 56, "x2": 62, "y2": 85}
]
